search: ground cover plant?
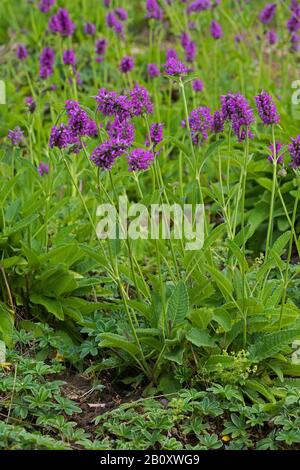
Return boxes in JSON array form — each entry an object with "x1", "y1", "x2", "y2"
[{"x1": 1, "y1": 0, "x2": 300, "y2": 451}]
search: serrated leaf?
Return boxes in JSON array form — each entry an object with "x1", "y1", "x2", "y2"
[
  {"x1": 248, "y1": 328, "x2": 300, "y2": 362},
  {"x1": 167, "y1": 281, "x2": 189, "y2": 328},
  {"x1": 186, "y1": 327, "x2": 215, "y2": 348}
]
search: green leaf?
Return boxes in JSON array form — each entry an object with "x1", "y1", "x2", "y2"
[
  {"x1": 212, "y1": 308, "x2": 232, "y2": 332},
  {"x1": 248, "y1": 328, "x2": 300, "y2": 362},
  {"x1": 227, "y1": 239, "x2": 248, "y2": 271},
  {"x1": 256, "y1": 178, "x2": 273, "y2": 192},
  {"x1": 167, "y1": 281, "x2": 189, "y2": 328},
  {"x1": 4, "y1": 214, "x2": 39, "y2": 236},
  {"x1": 0, "y1": 302, "x2": 14, "y2": 348},
  {"x1": 99, "y1": 333, "x2": 140, "y2": 359},
  {"x1": 186, "y1": 327, "x2": 215, "y2": 348},
  {"x1": 30, "y1": 295, "x2": 64, "y2": 320},
  {"x1": 164, "y1": 346, "x2": 184, "y2": 364},
  {"x1": 206, "y1": 265, "x2": 233, "y2": 300},
  {"x1": 244, "y1": 379, "x2": 276, "y2": 403},
  {"x1": 188, "y1": 308, "x2": 213, "y2": 329}
]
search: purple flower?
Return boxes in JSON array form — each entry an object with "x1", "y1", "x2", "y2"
[
  {"x1": 106, "y1": 12, "x2": 123, "y2": 36},
  {"x1": 181, "y1": 32, "x2": 190, "y2": 48},
  {"x1": 189, "y1": 107, "x2": 213, "y2": 145},
  {"x1": 287, "y1": 2, "x2": 300, "y2": 33},
  {"x1": 289, "y1": 135, "x2": 300, "y2": 168},
  {"x1": 268, "y1": 142, "x2": 283, "y2": 164},
  {"x1": 38, "y1": 162, "x2": 50, "y2": 176},
  {"x1": 290, "y1": 32, "x2": 300, "y2": 51},
  {"x1": 211, "y1": 110, "x2": 224, "y2": 133},
  {"x1": 255, "y1": 91, "x2": 280, "y2": 125},
  {"x1": 128, "y1": 84, "x2": 153, "y2": 116},
  {"x1": 210, "y1": 20, "x2": 223, "y2": 39},
  {"x1": 221, "y1": 92, "x2": 255, "y2": 141},
  {"x1": 259, "y1": 3, "x2": 276, "y2": 25},
  {"x1": 90, "y1": 141, "x2": 125, "y2": 171},
  {"x1": 63, "y1": 49, "x2": 76, "y2": 66},
  {"x1": 107, "y1": 118, "x2": 135, "y2": 147},
  {"x1": 49, "y1": 8, "x2": 75, "y2": 37},
  {"x1": 8, "y1": 127, "x2": 24, "y2": 146},
  {"x1": 65, "y1": 100, "x2": 97, "y2": 138},
  {"x1": 25, "y1": 96, "x2": 36, "y2": 113},
  {"x1": 145, "y1": 122, "x2": 164, "y2": 147},
  {"x1": 147, "y1": 63, "x2": 160, "y2": 78},
  {"x1": 115, "y1": 7, "x2": 128, "y2": 21},
  {"x1": 38, "y1": 0, "x2": 55, "y2": 13},
  {"x1": 184, "y1": 38, "x2": 197, "y2": 62},
  {"x1": 16, "y1": 44, "x2": 28, "y2": 60},
  {"x1": 95, "y1": 38, "x2": 107, "y2": 57},
  {"x1": 163, "y1": 57, "x2": 188, "y2": 76},
  {"x1": 266, "y1": 30, "x2": 278, "y2": 45},
  {"x1": 187, "y1": 0, "x2": 211, "y2": 14},
  {"x1": 95, "y1": 88, "x2": 131, "y2": 120},
  {"x1": 120, "y1": 56, "x2": 134, "y2": 73},
  {"x1": 84, "y1": 22, "x2": 96, "y2": 35},
  {"x1": 127, "y1": 148, "x2": 154, "y2": 172},
  {"x1": 49, "y1": 124, "x2": 71, "y2": 148},
  {"x1": 39, "y1": 47, "x2": 55, "y2": 79},
  {"x1": 192, "y1": 79, "x2": 204, "y2": 92},
  {"x1": 103, "y1": 0, "x2": 110, "y2": 6},
  {"x1": 166, "y1": 48, "x2": 177, "y2": 60},
  {"x1": 146, "y1": 0, "x2": 163, "y2": 20}
]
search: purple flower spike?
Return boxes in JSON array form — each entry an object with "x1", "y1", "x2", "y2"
[
  {"x1": 212, "y1": 110, "x2": 224, "y2": 134},
  {"x1": 38, "y1": 162, "x2": 50, "y2": 176},
  {"x1": 91, "y1": 141, "x2": 125, "y2": 171},
  {"x1": 39, "y1": 47, "x2": 55, "y2": 79},
  {"x1": 65, "y1": 100, "x2": 97, "y2": 138},
  {"x1": 16, "y1": 44, "x2": 28, "y2": 60},
  {"x1": 63, "y1": 49, "x2": 76, "y2": 66},
  {"x1": 84, "y1": 22, "x2": 96, "y2": 35},
  {"x1": 95, "y1": 38, "x2": 107, "y2": 57},
  {"x1": 127, "y1": 148, "x2": 154, "y2": 172},
  {"x1": 106, "y1": 12, "x2": 124, "y2": 36},
  {"x1": 192, "y1": 79, "x2": 204, "y2": 92},
  {"x1": 8, "y1": 127, "x2": 24, "y2": 146},
  {"x1": 255, "y1": 91, "x2": 280, "y2": 125},
  {"x1": 49, "y1": 8, "x2": 75, "y2": 37},
  {"x1": 289, "y1": 135, "x2": 300, "y2": 168},
  {"x1": 120, "y1": 56, "x2": 134, "y2": 73},
  {"x1": 166, "y1": 48, "x2": 177, "y2": 60},
  {"x1": 259, "y1": 3, "x2": 276, "y2": 25},
  {"x1": 146, "y1": 0, "x2": 163, "y2": 20},
  {"x1": 221, "y1": 92, "x2": 255, "y2": 141},
  {"x1": 163, "y1": 57, "x2": 188, "y2": 77},
  {"x1": 95, "y1": 88, "x2": 131, "y2": 120},
  {"x1": 210, "y1": 20, "x2": 223, "y2": 39},
  {"x1": 115, "y1": 8, "x2": 128, "y2": 21},
  {"x1": 107, "y1": 118, "x2": 135, "y2": 147},
  {"x1": 147, "y1": 63, "x2": 160, "y2": 78},
  {"x1": 187, "y1": 0, "x2": 211, "y2": 14},
  {"x1": 49, "y1": 124, "x2": 71, "y2": 149},
  {"x1": 189, "y1": 107, "x2": 213, "y2": 145},
  {"x1": 145, "y1": 122, "x2": 164, "y2": 147},
  {"x1": 267, "y1": 30, "x2": 278, "y2": 45},
  {"x1": 38, "y1": 0, "x2": 55, "y2": 13},
  {"x1": 129, "y1": 84, "x2": 153, "y2": 116}
]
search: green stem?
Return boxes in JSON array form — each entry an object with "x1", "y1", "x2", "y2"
[{"x1": 265, "y1": 125, "x2": 277, "y2": 260}]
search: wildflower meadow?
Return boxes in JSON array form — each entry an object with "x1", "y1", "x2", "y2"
[{"x1": 2, "y1": 0, "x2": 300, "y2": 455}]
